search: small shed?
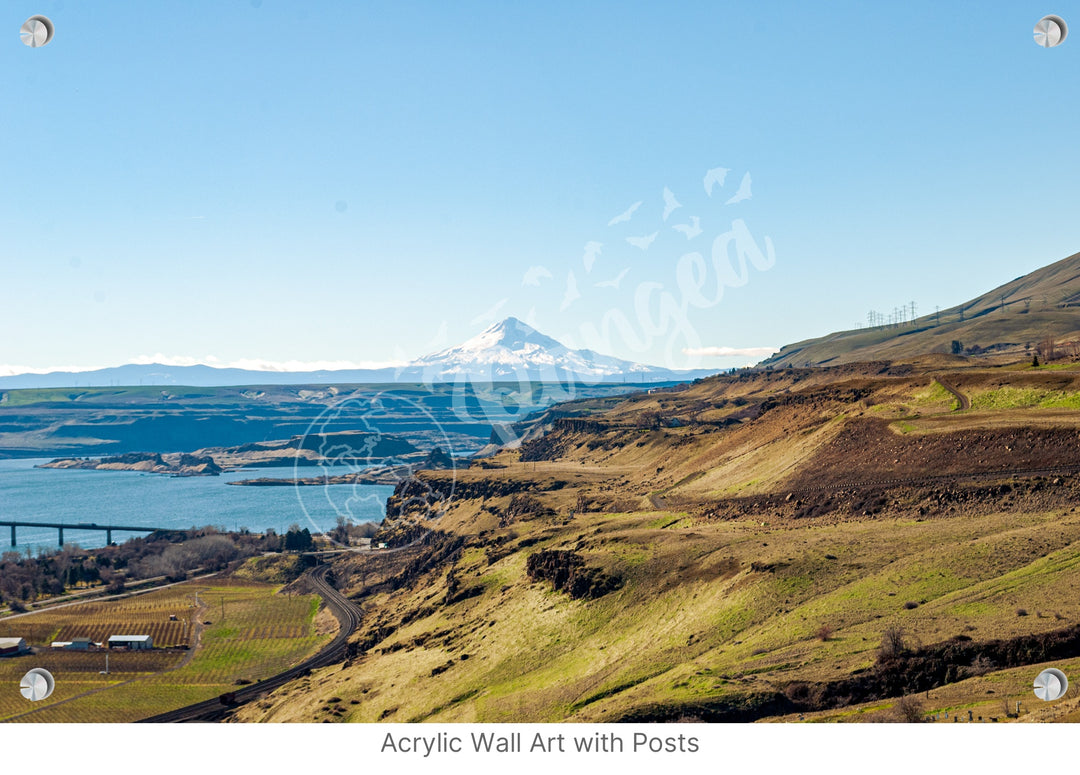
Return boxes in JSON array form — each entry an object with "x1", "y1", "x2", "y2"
[
  {"x1": 0, "y1": 637, "x2": 28, "y2": 656},
  {"x1": 108, "y1": 634, "x2": 153, "y2": 650},
  {"x1": 54, "y1": 637, "x2": 97, "y2": 651}
]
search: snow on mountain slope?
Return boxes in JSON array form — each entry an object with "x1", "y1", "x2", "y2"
[
  {"x1": 0, "y1": 318, "x2": 718, "y2": 388},
  {"x1": 410, "y1": 317, "x2": 661, "y2": 380}
]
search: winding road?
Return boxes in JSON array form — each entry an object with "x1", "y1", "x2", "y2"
[
  {"x1": 138, "y1": 563, "x2": 362, "y2": 723},
  {"x1": 934, "y1": 377, "x2": 971, "y2": 411}
]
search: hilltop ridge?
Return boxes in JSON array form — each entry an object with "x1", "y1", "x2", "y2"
[{"x1": 763, "y1": 249, "x2": 1080, "y2": 367}]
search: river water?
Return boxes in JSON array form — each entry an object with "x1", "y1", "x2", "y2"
[{"x1": 0, "y1": 458, "x2": 394, "y2": 554}]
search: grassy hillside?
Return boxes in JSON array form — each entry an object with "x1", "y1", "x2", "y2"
[
  {"x1": 234, "y1": 356, "x2": 1080, "y2": 723},
  {"x1": 763, "y1": 250, "x2": 1080, "y2": 367}
]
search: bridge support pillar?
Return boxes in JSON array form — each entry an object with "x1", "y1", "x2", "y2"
[
  {"x1": 106, "y1": 528, "x2": 112, "y2": 545},
  {"x1": 58, "y1": 526, "x2": 63, "y2": 547},
  {"x1": 10, "y1": 524, "x2": 14, "y2": 547}
]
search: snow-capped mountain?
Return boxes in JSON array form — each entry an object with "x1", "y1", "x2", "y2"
[
  {"x1": 0, "y1": 318, "x2": 719, "y2": 388},
  {"x1": 410, "y1": 317, "x2": 688, "y2": 382}
]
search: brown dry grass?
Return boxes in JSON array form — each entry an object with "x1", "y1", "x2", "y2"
[{"x1": 238, "y1": 358, "x2": 1080, "y2": 723}]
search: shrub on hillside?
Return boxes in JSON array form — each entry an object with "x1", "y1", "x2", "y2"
[
  {"x1": 893, "y1": 695, "x2": 925, "y2": 723},
  {"x1": 879, "y1": 627, "x2": 908, "y2": 659}
]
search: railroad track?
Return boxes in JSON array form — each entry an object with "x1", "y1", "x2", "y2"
[{"x1": 138, "y1": 563, "x2": 361, "y2": 723}]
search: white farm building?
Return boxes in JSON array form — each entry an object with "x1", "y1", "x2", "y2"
[{"x1": 107, "y1": 635, "x2": 153, "y2": 650}]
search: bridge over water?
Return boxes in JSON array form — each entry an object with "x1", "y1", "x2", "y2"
[{"x1": 1, "y1": 521, "x2": 167, "y2": 548}]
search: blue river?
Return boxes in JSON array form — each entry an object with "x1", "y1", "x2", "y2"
[{"x1": 0, "y1": 458, "x2": 393, "y2": 554}]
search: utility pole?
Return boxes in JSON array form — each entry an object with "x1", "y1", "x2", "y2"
[{"x1": 935, "y1": 305, "x2": 940, "y2": 325}]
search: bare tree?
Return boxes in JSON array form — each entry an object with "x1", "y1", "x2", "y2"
[
  {"x1": 893, "y1": 695, "x2": 925, "y2": 723},
  {"x1": 879, "y1": 627, "x2": 908, "y2": 659},
  {"x1": 1037, "y1": 335, "x2": 1058, "y2": 362}
]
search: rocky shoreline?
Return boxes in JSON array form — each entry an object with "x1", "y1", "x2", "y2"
[
  {"x1": 35, "y1": 430, "x2": 435, "y2": 479},
  {"x1": 227, "y1": 468, "x2": 412, "y2": 485},
  {"x1": 38, "y1": 452, "x2": 222, "y2": 477},
  {"x1": 227, "y1": 466, "x2": 411, "y2": 487}
]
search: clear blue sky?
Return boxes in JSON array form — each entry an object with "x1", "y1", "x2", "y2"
[{"x1": 3, "y1": 1, "x2": 1079, "y2": 373}]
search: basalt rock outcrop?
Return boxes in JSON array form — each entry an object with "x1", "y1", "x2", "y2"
[{"x1": 526, "y1": 549, "x2": 622, "y2": 599}]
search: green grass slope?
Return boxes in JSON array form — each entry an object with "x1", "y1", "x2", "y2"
[{"x1": 234, "y1": 360, "x2": 1080, "y2": 723}]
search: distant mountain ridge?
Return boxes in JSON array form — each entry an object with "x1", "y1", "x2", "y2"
[
  {"x1": 412, "y1": 317, "x2": 686, "y2": 381},
  {"x1": 0, "y1": 363, "x2": 401, "y2": 390},
  {"x1": 762, "y1": 249, "x2": 1080, "y2": 368},
  {"x1": 0, "y1": 318, "x2": 718, "y2": 389}
]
